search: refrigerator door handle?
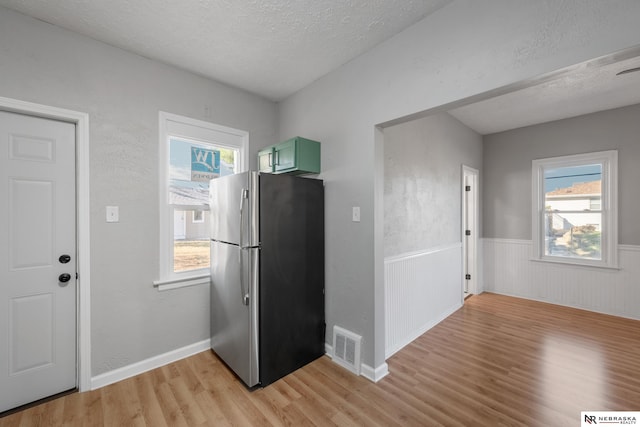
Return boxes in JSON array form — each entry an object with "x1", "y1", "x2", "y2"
[
  {"x1": 238, "y1": 246, "x2": 249, "y2": 306},
  {"x1": 239, "y1": 188, "x2": 248, "y2": 248},
  {"x1": 239, "y1": 188, "x2": 250, "y2": 306}
]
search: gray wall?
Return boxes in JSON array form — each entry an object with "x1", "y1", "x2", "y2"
[
  {"x1": 0, "y1": 7, "x2": 278, "y2": 375},
  {"x1": 384, "y1": 113, "x2": 482, "y2": 258},
  {"x1": 278, "y1": 0, "x2": 640, "y2": 369},
  {"x1": 483, "y1": 103, "x2": 640, "y2": 244}
]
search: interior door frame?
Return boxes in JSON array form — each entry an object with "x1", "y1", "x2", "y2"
[
  {"x1": 462, "y1": 165, "x2": 479, "y2": 298},
  {"x1": 0, "y1": 96, "x2": 91, "y2": 392}
]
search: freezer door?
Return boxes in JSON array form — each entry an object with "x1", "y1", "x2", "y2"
[
  {"x1": 210, "y1": 240, "x2": 259, "y2": 387},
  {"x1": 209, "y1": 171, "x2": 259, "y2": 247},
  {"x1": 258, "y1": 173, "x2": 325, "y2": 386}
]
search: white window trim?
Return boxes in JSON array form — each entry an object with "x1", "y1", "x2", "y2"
[
  {"x1": 155, "y1": 111, "x2": 248, "y2": 290},
  {"x1": 531, "y1": 150, "x2": 618, "y2": 269}
]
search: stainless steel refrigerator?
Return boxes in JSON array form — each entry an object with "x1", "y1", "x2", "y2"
[{"x1": 209, "y1": 171, "x2": 325, "y2": 387}]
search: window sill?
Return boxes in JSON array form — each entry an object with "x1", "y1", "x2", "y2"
[
  {"x1": 153, "y1": 274, "x2": 210, "y2": 291},
  {"x1": 530, "y1": 257, "x2": 619, "y2": 271}
]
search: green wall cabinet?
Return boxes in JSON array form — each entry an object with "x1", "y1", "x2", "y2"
[{"x1": 258, "y1": 137, "x2": 320, "y2": 175}]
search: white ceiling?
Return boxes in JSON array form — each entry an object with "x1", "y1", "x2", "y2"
[
  {"x1": 0, "y1": 0, "x2": 450, "y2": 101},
  {"x1": 2, "y1": 0, "x2": 639, "y2": 132},
  {"x1": 448, "y1": 54, "x2": 640, "y2": 135}
]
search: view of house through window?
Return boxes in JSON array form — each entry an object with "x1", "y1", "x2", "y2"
[
  {"x1": 544, "y1": 164, "x2": 602, "y2": 260},
  {"x1": 532, "y1": 150, "x2": 617, "y2": 269},
  {"x1": 170, "y1": 137, "x2": 237, "y2": 272}
]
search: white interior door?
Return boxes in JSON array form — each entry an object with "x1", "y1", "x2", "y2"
[
  {"x1": 0, "y1": 111, "x2": 77, "y2": 412},
  {"x1": 462, "y1": 166, "x2": 479, "y2": 297}
]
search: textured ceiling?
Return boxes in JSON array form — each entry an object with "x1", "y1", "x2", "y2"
[
  {"x1": 0, "y1": 0, "x2": 450, "y2": 101},
  {"x1": 2, "y1": 0, "x2": 638, "y2": 130},
  {"x1": 448, "y1": 54, "x2": 640, "y2": 135}
]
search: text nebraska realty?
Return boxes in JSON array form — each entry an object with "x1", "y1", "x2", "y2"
[{"x1": 585, "y1": 414, "x2": 637, "y2": 425}]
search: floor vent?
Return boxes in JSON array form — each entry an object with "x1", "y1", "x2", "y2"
[{"x1": 332, "y1": 326, "x2": 361, "y2": 375}]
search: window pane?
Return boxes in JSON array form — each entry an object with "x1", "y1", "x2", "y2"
[
  {"x1": 543, "y1": 164, "x2": 602, "y2": 261},
  {"x1": 174, "y1": 209, "x2": 210, "y2": 272},
  {"x1": 169, "y1": 138, "x2": 238, "y2": 206},
  {"x1": 544, "y1": 212, "x2": 601, "y2": 260},
  {"x1": 544, "y1": 163, "x2": 601, "y2": 205}
]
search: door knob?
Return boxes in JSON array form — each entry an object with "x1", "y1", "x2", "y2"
[
  {"x1": 58, "y1": 273, "x2": 71, "y2": 283},
  {"x1": 59, "y1": 254, "x2": 71, "y2": 264}
]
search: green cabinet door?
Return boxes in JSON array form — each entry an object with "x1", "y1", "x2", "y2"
[
  {"x1": 273, "y1": 139, "x2": 296, "y2": 173},
  {"x1": 257, "y1": 137, "x2": 320, "y2": 175}
]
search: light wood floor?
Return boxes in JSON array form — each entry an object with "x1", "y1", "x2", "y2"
[{"x1": 2, "y1": 293, "x2": 640, "y2": 426}]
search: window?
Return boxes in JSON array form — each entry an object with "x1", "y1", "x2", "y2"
[
  {"x1": 192, "y1": 210, "x2": 205, "y2": 223},
  {"x1": 156, "y1": 112, "x2": 248, "y2": 290},
  {"x1": 532, "y1": 150, "x2": 618, "y2": 268}
]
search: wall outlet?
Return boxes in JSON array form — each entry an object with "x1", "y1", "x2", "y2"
[{"x1": 352, "y1": 206, "x2": 361, "y2": 222}]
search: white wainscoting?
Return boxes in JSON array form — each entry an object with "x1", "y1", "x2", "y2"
[
  {"x1": 384, "y1": 243, "x2": 463, "y2": 358},
  {"x1": 483, "y1": 238, "x2": 640, "y2": 320}
]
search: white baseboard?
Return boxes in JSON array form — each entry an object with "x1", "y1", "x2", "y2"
[
  {"x1": 360, "y1": 361, "x2": 389, "y2": 382},
  {"x1": 90, "y1": 339, "x2": 211, "y2": 390},
  {"x1": 325, "y1": 343, "x2": 389, "y2": 383},
  {"x1": 325, "y1": 341, "x2": 333, "y2": 357}
]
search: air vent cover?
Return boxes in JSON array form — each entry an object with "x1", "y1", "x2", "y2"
[{"x1": 332, "y1": 326, "x2": 361, "y2": 375}]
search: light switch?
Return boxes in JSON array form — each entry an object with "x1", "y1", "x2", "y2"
[
  {"x1": 352, "y1": 206, "x2": 361, "y2": 222},
  {"x1": 106, "y1": 206, "x2": 119, "y2": 223}
]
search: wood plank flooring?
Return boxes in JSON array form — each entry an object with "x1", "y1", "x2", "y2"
[{"x1": 2, "y1": 293, "x2": 640, "y2": 426}]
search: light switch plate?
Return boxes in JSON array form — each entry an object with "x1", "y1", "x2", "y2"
[
  {"x1": 106, "y1": 206, "x2": 119, "y2": 223},
  {"x1": 352, "y1": 206, "x2": 361, "y2": 222}
]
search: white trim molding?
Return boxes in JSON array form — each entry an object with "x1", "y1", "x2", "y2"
[
  {"x1": 153, "y1": 274, "x2": 210, "y2": 291},
  {"x1": 91, "y1": 339, "x2": 211, "y2": 390},
  {"x1": 0, "y1": 96, "x2": 91, "y2": 392},
  {"x1": 360, "y1": 362, "x2": 389, "y2": 383},
  {"x1": 324, "y1": 343, "x2": 389, "y2": 383}
]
